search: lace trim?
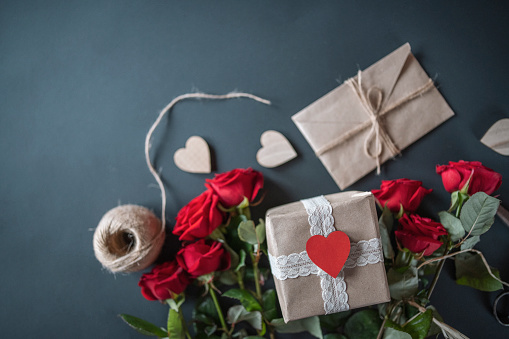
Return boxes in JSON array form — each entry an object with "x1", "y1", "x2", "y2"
[
  {"x1": 301, "y1": 195, "x2": 335, "y2": 236},
  {"x1": 268, "y1": 238, "x2": 383, "y2": 280},
  {"x1": 320, "y1": 270, "x2": 349, "y2": 314}
]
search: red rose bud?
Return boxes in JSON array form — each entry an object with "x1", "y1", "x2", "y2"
[
  {"x1": 172, "y1": 190, "x2": 225, "y2": 241},
  {"x1": 371, "y1": 179, "x2": 432, "y2": 213},
  {"x1": 176, "y1": 239, "x2": 231, "y2": 278},
  {"x1": 395, "y1": 214, "x2": 448, "y2": 256},
  {"x1": 436, "y1": 160, "x2": 502, "y2": 196},
  {"x1": 138, "y1": 260, "x2": 190, "y2": 301},
  {"x1": 205, "y1": 168, "x2": 264, "y2": 207}
]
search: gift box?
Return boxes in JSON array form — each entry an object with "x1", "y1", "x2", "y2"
[
  {"x1": 266, "y1": 191, "x2": 390, "y2": 322},
  {"x1": 292, "y1": 43, "x2": 455, "y2": 190}
]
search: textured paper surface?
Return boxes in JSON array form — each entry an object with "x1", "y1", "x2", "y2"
[
  {"x1": 173, "y1": 136, "x2": 211, "y2": 173},
  {"x1": 256, "y1": 130, "x2": 297, "y2": 168},
  {"x1": 292, "y1": 43, "x2": 455, "y2": 189},
  {"x1": 481, "y1": 118, "x2": 509, "y2": 156},
  {"x1": 265, "y1": 191, "x2": 390, "y2": 322}
]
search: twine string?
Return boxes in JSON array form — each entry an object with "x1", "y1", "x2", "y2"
[
  {"x1": 144, "y1": 92, "x2": 271, "y2": 231},
  {"x1": 315, "y1": 71, "x2": 435, "y2": 174}
]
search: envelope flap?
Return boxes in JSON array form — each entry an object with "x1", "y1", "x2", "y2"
[{"x1": 359, "y1": 43, "x2": 411, "y2": 108}]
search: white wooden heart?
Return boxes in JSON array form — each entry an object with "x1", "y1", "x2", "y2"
[
  {"x1": 256, "y1": 130, "x2": 297, "y2": 168},
  {"x1": 174, "y1": 136, "x2": 211, "y2": 173}
]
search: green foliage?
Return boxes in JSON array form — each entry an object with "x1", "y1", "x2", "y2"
[
  {"x1": 119, "y1": 314, "x2": 168, "y2": 337},
  {"x1": 271, "y1": 316, "x2": 323, "y2": 339},
  {"x1": 438, "y1": 211, "x2": 465, "y2": 242},
  {"x1": 387, "y1": 267, "x2": 419, "y2": 300},
  {"x1": 344, "y1": 309, "x2": 382, "y2": 339},
  {"x1": 238, "y1": 220, "x2": 258, "y2": 244},
  {"x1": 262, "y1": 289, "x2": 278, "y2": 322},
  {"x1": 226, "y1": 305, "x2": 262, "y2": 330},
  {"x1": 167, "y1": 309, "x2": 185, "y2": 339},
  {"x1": 383, "y1": 327, "x2": 412, "y2": 339},
  {"x1": 460, "y1": 235, "x2": 480, "y2": 250},
  {"x1": 455, "y1": 252, "x2": 503, "y2": 291},
  {"x1": 379, "y1": 207, "x2": 395, "y2": 259},
  {"x1": 222, "y1": 288, "x2": 262, "y2": 312},
  {"x1": 319, "y1": 311, "x2": 351, "y2": 331},
  {"x1": 459, "y1": 192, "x2": 500, "y2": 236}
]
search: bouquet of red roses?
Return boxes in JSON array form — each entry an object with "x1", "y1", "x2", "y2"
[
  {"x1": 119, "y1": 161, "x2": 506, "y2": 339},
  {"x1": 121, "y1": 168, "x2": 280, "y2": 339},
  {"x1": 371, "y1": 160, "x2": 505, "y2": 338}
]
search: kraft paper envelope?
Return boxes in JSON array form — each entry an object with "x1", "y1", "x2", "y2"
[{"x1": 292, "y1": 43, "x2": 455, "y2": 190}]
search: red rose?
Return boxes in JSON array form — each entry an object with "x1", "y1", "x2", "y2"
[
  {"x1": 205, "y1": 168, "x2": 264, "y2": 207},
  {"x1": 172, "y1": 190, "x2": 225, "y2": 241},
  {"x1": 371, "y1": 179, "x2": 432, "y2": 213},
  {"x1": 138, "y1": 260, "x2": 190, "y2": 301},
  {"x1": 176, "y1": 239, "x2": 231, "y2": 278},
  {"x1": 395, "y1": 214, "x2": 448, "y2": 256},
  {"x1": 436, "y1": 160, "x2": 502, "y2": 195}
]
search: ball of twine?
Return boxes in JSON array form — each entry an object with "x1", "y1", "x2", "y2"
[{"x1": 93, "y1": 205, "x2": 165, "y2": 273}]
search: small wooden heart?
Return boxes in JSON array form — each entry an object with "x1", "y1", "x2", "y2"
[
  {"x1": 174, "y1": 136, "x2": 211, "y2": 173},
  {"x1": 256, "y1": 130, "x2": 297, "y2": 168},
  {"x1": 306, "y1": 231, "x2": 351, "y2": 278}
]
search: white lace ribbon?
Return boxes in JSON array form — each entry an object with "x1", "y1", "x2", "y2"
[{"x1": 269, "y1": 195, "x2": 383, "y2": 314}]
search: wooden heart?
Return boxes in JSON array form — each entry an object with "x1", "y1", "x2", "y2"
[
  {"x1": 256, "y1": 130, "x2": 297, "y2": 168},
  {"x1": 174, "y1": 136, "x2": 211, "y2": 173},
  {"x1": 306, "y1": 231, "x2": 351, "y2": 278}
]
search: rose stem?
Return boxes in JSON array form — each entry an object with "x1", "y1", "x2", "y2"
[
  {"x1": 426, "y1": 247, "x2": 450, "y2": 300},
  {"x1": 208, "y1": 283, "x2": 229, "y2": 334},
  {"x1": 250, "y1": 252, "x2": 263, "y2": 300}
]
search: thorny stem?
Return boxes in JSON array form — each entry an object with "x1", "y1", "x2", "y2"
[
  {"x1": 208, "y1": 283, "x2": 229, "y2": 336},
  {"x1": 251, "y1": 252, "x2": 263, "y2": 301}
]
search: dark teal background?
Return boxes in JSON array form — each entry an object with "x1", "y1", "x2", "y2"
[{"x1": 1, "y1": 1, "x2": 508, "y2": 338}]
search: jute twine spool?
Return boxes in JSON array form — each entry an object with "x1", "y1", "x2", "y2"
[
  {"x1": 93, "y1": 205, "x2": 165, "y2": 273},
  {"x1": 93, "y1": 92, "x2": 270, "y2": 273}
]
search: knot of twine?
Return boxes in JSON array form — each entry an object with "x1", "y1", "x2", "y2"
[
  {"x1": 93, "y1": 205, "x2": 165, "y2": 273},
  {"x1": 93, "y1": 92, "x2": 270, "y2": 273},
  {"x1": 315, "y1": 70, "x2": 435, "y2": 174}
]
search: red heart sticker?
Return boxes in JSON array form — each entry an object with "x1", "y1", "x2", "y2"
[{"x1": 306, "y1": 231, "x2": 351, "y2": 278}]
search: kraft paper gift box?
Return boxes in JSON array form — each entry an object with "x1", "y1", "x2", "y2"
[
  {"x1": 292, "y1": 43, "x2": 455, "y2": 190},
  {"x1": 266, "y1": 191, "x2": 390, "y2": 322}
]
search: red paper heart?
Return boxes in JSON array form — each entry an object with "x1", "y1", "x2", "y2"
[{"x1": 306, "y1": 231, "x2": 351, "y2": 278}]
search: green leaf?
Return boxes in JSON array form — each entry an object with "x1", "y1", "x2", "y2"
[
  {"x1": 195, "y1": 297, "x2": 220, "y2": 322},
  {"x1": 217, "y1": 270, "x2": 238, "y2": 285},
  {"x1": 402, "y1": 310, "x2": 432, "y2": 339},
  {"x1": 438, "y1": 211, "x2": 465, "y2": 242},
  {"x1": 450, "y1": 191, "x2": 469, "y2": 215},
  {"x1": 167, "y1": 309, "x2": 185, "y2": 339},
  {"x1": 460, "y1": 235, "x2": 480, "y2": 250},
  {"x1": 223, "y1": 288, "x2": 262, "y2": 312},
  {"x1": 324, "y1": 334, "x2": 348, "y2": 339},
  {"x1": 455, "y1": 252, "x2": 503, "y2": 291},
  {"x1": 226, "y1": 305, "x2": 262, "y2": 330},
  {"x1": 387, "y1": 267, "x2": 419, "y2": 300},
  {"x1": 271, "y1": 317, "x2": 323, "y2": 339},
  {"x1": 319, "y1": 311, "x2": 351, "y2": 331},
  {"x1": 262, "y1": 289, "x2": 278, "y2": 322},
  {"x1": 119, "y1": 314, "x2": 168, "y2": 337},
  {"x1": 235, "y1": 249, "x2": 246, "y2": 272},
  {"x1": 383, "y1": 327, "x2": 412, "y2": 339},
  {"x1": 236, "y1": 196, "x2": 250, "y2": 209},
  {"x1": 238, "y1": 220, "x2": 258, "y2": 245},
  {"x1": 255, "y1": 219, "x2": 266, "y2": 244},
  {"x1": 344, "y1": 309, "x2": 383, "y2": 339},
  {"x1": 426, "y1": 306, "x2": 444, "y2": 337},
  {"x1": 459, "y1": 192, "x2": 500, "y2": 236},
  {"x1": 379, "y1": 207, "x2": 395, "y2": 259}
]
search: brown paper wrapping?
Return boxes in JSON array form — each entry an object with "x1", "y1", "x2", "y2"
[
  {"x1": 292, "y1": 43, "x2": 455, "y2": 190},
  {"x1": 266, "y1": 191, "x2": 390, "y2": 322}
]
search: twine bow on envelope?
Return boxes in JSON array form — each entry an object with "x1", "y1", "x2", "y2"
[{"x1": 315, "y1": 70, "x2": 435, "y2": 174}]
